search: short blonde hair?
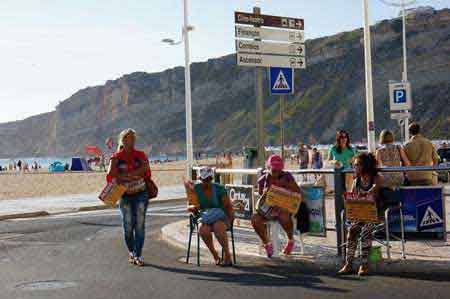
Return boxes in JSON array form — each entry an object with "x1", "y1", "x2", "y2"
[
  {"x1": 379, "y1": 129, "x2": 394, "y2": 144},
  {"x1": 117, "y1": 128, "x2": 136, "y2": 151}
]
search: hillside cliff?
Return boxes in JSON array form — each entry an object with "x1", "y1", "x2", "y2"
[{"x1": 0, "y1": 8, "x2": 449, "y2": 158}]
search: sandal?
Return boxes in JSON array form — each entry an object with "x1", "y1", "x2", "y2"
[
  {"x1": 128, "y1": 253, "x2": 135, "y2": 264},
  {"x1": 134, "y1": 257, "x2": 145, "y2": 267},
  {"x1": 215, "y1": 258, "x2": 222, "y2": 266}
]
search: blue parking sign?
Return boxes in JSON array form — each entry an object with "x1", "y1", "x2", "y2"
[
  {"x1": 394, "y1": 89, "x2": 407, "y2": 104},
  {"x1": 389, "y1": 81, "x2": 412, "y2": 111}
]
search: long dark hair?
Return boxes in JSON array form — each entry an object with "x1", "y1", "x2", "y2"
[
  {"x1": 335, "y1": 130, "x2": 352, "y2": 154},
  {"x1": 355, "y1": 152, "x2": 378, "y2": 177}
]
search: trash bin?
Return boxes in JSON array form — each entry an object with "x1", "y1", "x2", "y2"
[{"x1": 242, "y1": 147, "x2": 258, "y2": 185}]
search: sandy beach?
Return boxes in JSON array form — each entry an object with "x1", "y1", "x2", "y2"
[
  {"x1": 0, "y1": 158, "x2": 246, "y2": 200},
  {"x1": 0, "y1": 157, "x2": 311, "y2": 201}
]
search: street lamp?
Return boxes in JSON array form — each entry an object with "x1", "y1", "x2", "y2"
[
  {"x1": 162, "y1": 0, "x2": 195, "y2": 179},
  {"x1": 379, "y1": 0, "x2": 416, "y2": 141}
]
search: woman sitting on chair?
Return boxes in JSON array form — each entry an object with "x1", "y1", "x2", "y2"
[
  {"x1": 251, "y1": 154, "x2": 301, "y2": 258},
  {"x1": 186, "y1": 166, "x2": 234, "y2": 266},
  {"x1": 339, "y1": 152, "x2": 384, "y2": 276}
]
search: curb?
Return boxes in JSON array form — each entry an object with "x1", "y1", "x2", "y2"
[
  {"x1": 0, "y1": 211, "x2": 50, "y2": 221},
  {"x1": 161, "y1": 219, "x2": 450, "y2": 274},
  {"x1": 0, "y1": 197, "x2": 187, "y2": 221}
]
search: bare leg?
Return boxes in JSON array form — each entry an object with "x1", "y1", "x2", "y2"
[
  {"x1": 278, "y1": 211, "x2": 294, "y2": 240},
  {"x1": 251, "y1": 214, "x2": 269, "y2": 244},
  {"x1": 198, "y1": 224, "x2": 219, "y2": 261},
  {"x1": 212, "y1": 221, "x2": 231, "y2": 263}
]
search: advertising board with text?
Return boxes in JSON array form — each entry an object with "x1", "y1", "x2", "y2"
[{"x1": 225, "y1": 184, "x2": 254, "y2": 220}]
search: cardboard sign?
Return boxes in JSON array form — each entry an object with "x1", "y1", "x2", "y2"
[
  {"x1": 265, "y1": 185, "x2": 302, "y2": 214},
  {"x1": 98, "y1": 183, "x2": 127, "y2": 207},
  {"x1": 344, "y1": 192, "x2": 378, "y2": 222},
  {"x1": 184, "y1": 183, "x2": 199, "y2": 207}
]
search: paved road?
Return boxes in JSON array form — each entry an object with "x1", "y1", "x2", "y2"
[{"x1": 1, "y1": 200, "x2": 449, "y2": 299}]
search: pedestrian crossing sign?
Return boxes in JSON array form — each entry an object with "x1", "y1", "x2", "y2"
[{"x1": 270, "y1": 67, "x2": 294, "y2": 95}]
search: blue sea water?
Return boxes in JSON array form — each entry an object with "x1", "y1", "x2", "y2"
[{"x1": 0, "y1": 155, "x2": 187, "y2": 169}]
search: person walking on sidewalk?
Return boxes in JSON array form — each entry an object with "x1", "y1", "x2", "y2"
[
  {"x1": 252, "y1": 155, "x2": 301, "y2": 258},
  {"x1": 404, "y1": 123, "x2": 439, "y2": 186},
  {"x1": 339, "y1": 152, "x2": 384, "y2": 276},
  {"x1": 107, "y1": 128, "x2": 152, "y2": 267},
  {"x1": 186, "y1": 166, "x2": 235, "y2": 266}
]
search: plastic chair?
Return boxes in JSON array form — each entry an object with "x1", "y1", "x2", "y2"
[{"x1": 186, "y1": 213, "x2": 237, "y2": 266}]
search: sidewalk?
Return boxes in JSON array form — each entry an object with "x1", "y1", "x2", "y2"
[
  {"x1": 162, "y1": 185, "x2": 450, "y2": 272},
  {"x1": 162, "y1": 218, "x2": 450, "y2": 273},
  {"x1": 0, "y1": 185, "x2": 185, "y2": 219}
]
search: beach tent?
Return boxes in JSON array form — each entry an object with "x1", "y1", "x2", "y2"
[{"x1": 70, "y1": 157, "x2": 91, "y2": 171}]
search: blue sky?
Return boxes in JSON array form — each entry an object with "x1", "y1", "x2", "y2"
[{"x1": 0, "y1": 0, "x2": 448, "y2": 123}]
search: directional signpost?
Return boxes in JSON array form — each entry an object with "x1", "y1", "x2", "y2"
[{"x1": 234, "y1": 8, "x2": 305, "y2": 164}]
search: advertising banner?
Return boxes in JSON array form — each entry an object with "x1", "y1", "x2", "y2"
[
  {"x1": 302, "y1": 186, "x2": 326, "y2": 237},
  {"x1": 390, "y1": 187, "x2": 445, "y2": 239},
  {"x1": 226, "y1": 185, "x2": 254, "y2": 220}
]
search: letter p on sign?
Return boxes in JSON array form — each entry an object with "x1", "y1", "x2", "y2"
[{"x1": 394, "y1": 89, "x2": 406, "y2": 104}]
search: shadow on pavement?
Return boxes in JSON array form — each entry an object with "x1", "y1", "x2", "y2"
[{"x1": 145, "y1": 262, "x2": 351, "y2": 293}]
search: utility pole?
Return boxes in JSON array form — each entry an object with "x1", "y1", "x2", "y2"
[
  {"x1": 254, "y1": 6, "x2": 265, "y2": 167},
  {"x1": 183, "y1": 0, "x2": 194, "y2": 178},
  {"x1": 362, "y1": 0, "x2": 376, "y2": 153}
]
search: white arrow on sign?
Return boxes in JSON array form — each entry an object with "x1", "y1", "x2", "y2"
[
  {"x1": 236, "y1": 40, "x2": 305, "y2": 56},
  {"x1": 237, "y1": 53, "x2": 306, "y2": 69},
  {"x1": 235, "y1": 25, "x2": 304, "y2": 43}
]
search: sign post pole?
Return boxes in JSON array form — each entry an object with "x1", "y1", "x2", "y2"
[
  {"x1": 254, "y1": 6, "x2": 265, "y2": 168},
  {"x1": 280, "y1": 95, "x2": 285, "y2": 160}
]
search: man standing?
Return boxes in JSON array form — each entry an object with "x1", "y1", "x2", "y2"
[
  {"x1": 404, "y1": 123, "x2": 439, "y2": 186},
  {"x1": 297, "y1": 143, "x2": 309, "y2": 181}
]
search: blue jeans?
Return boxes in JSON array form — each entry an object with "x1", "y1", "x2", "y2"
[{"x1": 119, "y1": 191, "x2": 149, "y2": 257}]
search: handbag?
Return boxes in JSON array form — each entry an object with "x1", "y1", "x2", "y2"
[{"x1": 145, "y1": 177, "x2": 158, "y2": 200}]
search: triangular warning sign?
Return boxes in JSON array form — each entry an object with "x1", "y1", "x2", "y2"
[
  {"x1": 420, "y1": 206, "x2": 443, "y2": 227},
  {"x1": 272, "y1": 70, "x2": 290, "y2": 90}
]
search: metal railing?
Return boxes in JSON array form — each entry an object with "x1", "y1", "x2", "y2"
[{"x1": 191, "y1": 164, "x2": 450, "y2": 257}]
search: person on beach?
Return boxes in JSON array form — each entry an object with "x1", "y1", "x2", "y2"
[
  {"x1": 252, "y1": 154, "x2": 301, "y2": 258},
  {"x1": 107, "y1": 128, "x2": 152, "y2": 267},
  {"x1": 375, "y1": 130, "x2": 410, "y2": 188},
  {"x1": 339, "y1": 152, "x2": 384, "y2": 276},
  {"x1": 186, "y1": 166, "x2": 235, "y2": 266},
  {"x1": 311, "y1": 148, "x2": 323, "y2": 179},
  {"x1": 404, "y1": 123, "x2": 439, "y2": 186},
  {"x1": 297, "y1": 143, "x2": 309, "y2": 181}
]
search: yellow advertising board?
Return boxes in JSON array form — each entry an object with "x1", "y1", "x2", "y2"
[
  {"x1": 265, "y1": 185, "x2": 302, "y2": 214},
  {"x1": 344, "y1": 192, "x2": 378, "y2": 222}
]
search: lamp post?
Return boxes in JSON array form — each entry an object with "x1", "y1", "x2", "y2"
[
  {"x1": 363, "y1": 0, "x2": 376, "y2": 153},
  {"x1": 379, "y1": 0, "x2": 416, "y2": 142},
  {"x1": 162, "y1": 0, "x2": 195, "y2": 179}
]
